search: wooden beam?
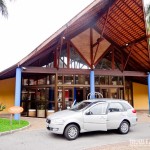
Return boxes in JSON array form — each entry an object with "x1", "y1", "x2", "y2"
[
  {"x1": 107, "y1": 6, "x2": 147, "y2": 52},
  {"x1": 94, "y1": 45, "x2": 112, "y2": 66},
  {"x1": 22, "y1": 67, "x2": 148, "y2": 77},
  {"x1": 67, "y1": 41, "x2": 70, "y2": 68},
  {"x1": 114, "y1": 3, "x2": 144, "y2": 32},
  {"x1": 90, "y1": 28, "x2": 94, "y2": 69},
  {"x1": 107, "y1": 14, "x2": 147, "y2": 54},
  {"x1": 132, "y1": 0, "x2": 143, "y2": 10},
  {"x1": 101, "y1": 0, "x2": 111, "y2": 36},
  {"x1": 123, "y1": 46, "x2": 133, "y2": 71},
  {"x1": 70, "y1": 41, "x2": 91, "y2": 68},
  {"x1": 97, "y1": 20, "x2": 150, "y2": 67},
  {"x1": 121, "y1": 50, "x2": 124, "y2": 71},
  {"x1": 93, "y1": 25, "x2": 149, "y2": 70},
  {"x1": 121, "y1": 0, "x2": 143, "y2": 22},
  {"x1": 65, "y1": 0, "x2": 116, "y2": 41},
  {"x1": 92, "y1": 37, "x2": 104, "y2": 48},
  {"x1": 111, "y1": 47, "x2": 115, "y2": 70},
  {"x1": 93, "y1": 38, "x2": 101, "y2": 63}
]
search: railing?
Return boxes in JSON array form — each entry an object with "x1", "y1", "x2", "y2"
[{"x1": 87, "y1": 92, "x2": 103, "y2": 100}]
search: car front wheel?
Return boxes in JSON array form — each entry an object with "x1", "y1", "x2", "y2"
[
  {"x1": 64, "y1": 124, "x2": 79, "y2": 140},
  {"x1": 118, "y1": 121, "x2": 130, "y2": 134}
]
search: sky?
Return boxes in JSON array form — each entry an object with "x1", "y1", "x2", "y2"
[
  {"x1": 0, "y1": 0, "x2": 93, "y2": 71},
  {"x1": 0, "y1": 0, "x2": 150, "y2": 72}
]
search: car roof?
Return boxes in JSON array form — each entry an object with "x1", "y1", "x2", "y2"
[{"x1": 83, "y1": 98, "x2": 128, "y2": 103}]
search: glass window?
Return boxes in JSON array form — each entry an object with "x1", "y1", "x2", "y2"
[
  {"x1": 36, "y1": 88, "x2": 46, "y2": 101},
  {"x1": 38, "y1": 77, "x2": 46, "y2": 85},
  {"x1": 110, "y1": 76, "x2": 118, "y2": 85},
  {"x1": 100, "y1": 76, "x2": 109, "y2": 85},
  {"x1": 85, "y1": 75, "x2": 89, "y2": 85},
  {"x1": 118, "y1": 76, "x2": 123, "y2": 85},
  {"x1": 78, "y1": 75, "x2": 85, "y2": 84},
  {"x1": 75, "y1": 75, "x2": 78, "y2": 84},
  {"x1": 64, "y1": 75, "x2": 74, "y2": 84},
  {"x1": 71, "y1": 101, "x2": 91, "y2": 111},
  {"x1": 108, "y1": 102, "x2": 124, "y2": 112},
  {"x1": 95, "y1": 75, "x2": 99, "y2": 85},
  {"x1": 49, "y1": 75, "x2": 55, "y2": 84},
  {"x1": 58, "y1": 75, "x2": 63, "y2": 84},
  {"x1": 23, "y1": 79, "x2": 29, "y2": 85},
  {"x1": 121, "y1": 102, "x2": 132, "y2": 110},
  {"x1": 89, "y1": 103, "x2": 108, "y2": 115}
]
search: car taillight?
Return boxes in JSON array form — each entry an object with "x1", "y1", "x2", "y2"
[{"x1": 132, "y1": 109, "x2": 136, "y2": 113}]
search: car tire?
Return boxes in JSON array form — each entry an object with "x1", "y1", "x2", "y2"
[
  {"x1": 64, "y1": 124, "x2": 79, "y2": 140},
  {"x1": 118, "y1": 121, "x2": 130, "y2": 134}
]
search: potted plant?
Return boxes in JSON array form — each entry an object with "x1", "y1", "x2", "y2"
[{"x1": 37, "y1": 103, "x2": 45, "y2": 117}]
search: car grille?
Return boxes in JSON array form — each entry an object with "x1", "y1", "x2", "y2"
[{"x1": 46, "y1": 119, "x2": 51, "y2": 124}]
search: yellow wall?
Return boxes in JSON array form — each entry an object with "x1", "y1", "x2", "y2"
[
  {"x1": 0, "y1": 78, "x2": 15, "y2": 114},
  {"x1": 133, "y1": 82, "x2": 149, "y2": 110}
]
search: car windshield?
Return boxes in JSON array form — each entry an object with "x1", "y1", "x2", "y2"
[{"x1": 70, "y1": 101, "x2": 91, "y2": 111}]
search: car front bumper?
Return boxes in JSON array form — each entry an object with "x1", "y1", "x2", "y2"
[{"x1": 46, "y1": 123, "x2": 64, "y2": 134}]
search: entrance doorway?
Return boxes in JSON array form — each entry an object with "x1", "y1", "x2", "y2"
[
  {"x1": 74, "y1": 88, "x2": 83, "y2": 103},
  {"x1": 57, "y1": 87, "x2": 89, "y2": 110},
  {"x1": 57, "y1": 87, "x2": 74, "y2": 110}
]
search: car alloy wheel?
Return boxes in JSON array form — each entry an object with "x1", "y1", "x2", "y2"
[
  {"x1": 119, "y1": 121, "x2": 129, "y2": 134},
  {"x1": 64, "y1": 124, "x2": 79, "y2": 140}
]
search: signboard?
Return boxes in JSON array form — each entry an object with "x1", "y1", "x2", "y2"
[{"x1": 8, "y1": 106, "x2": 23, "y2": 114}]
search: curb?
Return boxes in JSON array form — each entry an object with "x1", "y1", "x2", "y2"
[{"x1": 0, "y1": 123, "x2": 31, "y2": 136}]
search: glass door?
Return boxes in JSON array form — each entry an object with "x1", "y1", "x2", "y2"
[{"x1": 63, "y1": 87, "x2": 74, "y2": 109}]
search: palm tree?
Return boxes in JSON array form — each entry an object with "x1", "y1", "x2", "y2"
[
  {"x1": 146, "y1": 4, "x2": 150, "y2": 46},
  {"x1": 146, "y1": 5, "x2": 150, "y2": 25},
  {"x1": 0, "y1": 0, "x2": 8, "y2": 17}
]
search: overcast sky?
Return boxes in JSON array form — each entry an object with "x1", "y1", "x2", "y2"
[
  {"x1": 0, "y1": 0, "x2": 93, "y2": 71},
  {"x1": 0, "y1": 0, "x2": 149, "y2": 72}
]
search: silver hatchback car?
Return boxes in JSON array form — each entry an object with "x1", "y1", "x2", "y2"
[{"x1": 46, "y1": 99, "x2": 137, "y2": 140}]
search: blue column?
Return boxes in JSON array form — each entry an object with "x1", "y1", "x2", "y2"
[
  {"x1": 90, "y1": 70, "x2": 95, "y2": 99},
  {"x1": 73, "y1": 87, "x2": 77, "y2": 105},
  {"x1": 148, "y1": 73, "x2": 150, "y2": 114},
  {"x1": 14, "y1": 68, "x2": 22, "y2": 120}
]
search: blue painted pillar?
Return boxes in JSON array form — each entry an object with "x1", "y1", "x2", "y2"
[
  {"x1": 74, "y1": 87, "x2": 77, "y2": 105},
  {"x1": 148, "y1": 73, "x2": 150, "y2": 114},
  {"x1": 14, "y1": 68, "x2": 22, "y2": 120},
  {"x1": 90, "y1": 70, "x2": 95, "y2": 99}
]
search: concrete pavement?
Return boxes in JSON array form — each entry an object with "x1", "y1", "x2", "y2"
[{"x1": 0, "y1": 111, "x2": 150, "y2": 150}]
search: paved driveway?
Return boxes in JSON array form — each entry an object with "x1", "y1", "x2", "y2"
[
  {"x1": 0, "y1": 122, "x2": 150, "y2": 149},
  {"x1": 0, "y1": 112, "x2": 150, "y2": 150}
]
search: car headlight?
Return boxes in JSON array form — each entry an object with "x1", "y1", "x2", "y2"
[{"x1": 51, "y1": 119, "x2": 65, "y2": 125}]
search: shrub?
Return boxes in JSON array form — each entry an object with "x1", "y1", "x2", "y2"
[{"x1": 0, "y1": 103, "x2": 6, "y2": 111}]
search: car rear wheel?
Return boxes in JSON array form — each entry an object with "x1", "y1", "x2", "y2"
[
  {"x1": 118, "y1": 121, "x2": 130, "y2": 134},
  {"x1": 64, "y1": 124, "x2": 79, "y2": 140}
]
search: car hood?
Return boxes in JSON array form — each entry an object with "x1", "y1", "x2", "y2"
[{"x1": 47, "y1": 109, "x2": 81, "y2": 120}]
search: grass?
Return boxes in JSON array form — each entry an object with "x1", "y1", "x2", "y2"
[{"x1": 0, "y1": 118, "x2": 29, "y2": 132}]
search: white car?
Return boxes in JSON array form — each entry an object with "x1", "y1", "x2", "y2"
[{"x1": 46, "y1": 99, "x2": 137, "y2": 140}]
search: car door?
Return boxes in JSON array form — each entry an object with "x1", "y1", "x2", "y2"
[
  {"x1": 107, "y1": 102, "x2": 126, "y2": 129},
  {"x1": 83, "y1": 102, "x2": 108, "y2": 131}
]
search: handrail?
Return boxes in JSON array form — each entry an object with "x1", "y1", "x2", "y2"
[{"x1": 87, "y1": 92, "x2": 103, "y2": 99}]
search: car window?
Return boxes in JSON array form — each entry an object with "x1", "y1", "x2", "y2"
[
  {"x1": 89, "y1": 103, "x2": 108, "y2": 115},
  {"x1": 108, "y1": 102, "x2": 124, "y2": 112},
  {"x1": 70, "y1": 101, "x2": 91, "y2": 111},
  {"x1": 121, "y1": 102, "x2": 132, "y2": 110}
]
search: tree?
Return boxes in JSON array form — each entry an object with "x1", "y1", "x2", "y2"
[
  {"x1": 0, "y1": 0, "x2": 8, "y2": 17},
  {"x1": 146, "y1": 5, "x2": 150, "y2": 25},
  {"x1": 146, "y1": 4, "x2": 150, "y2": 46}
]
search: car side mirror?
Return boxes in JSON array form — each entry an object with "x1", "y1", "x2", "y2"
[{"x1": 85, "y1": 111, "x2": 92, "y2": 115}]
